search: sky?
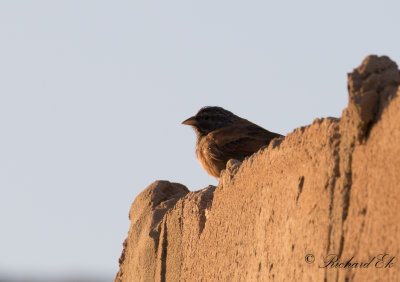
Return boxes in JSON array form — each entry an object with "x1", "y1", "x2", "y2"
[{"x1": 0, "y1": 1, "x2": 399, "y2": 281}]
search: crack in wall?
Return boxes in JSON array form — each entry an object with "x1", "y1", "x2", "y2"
[
  {"x1": 159, "y1": 218, "x2": 168, "y2": 282},
  {"x1": 296, "y1": 176, "x2": 305, "y2": 204}
]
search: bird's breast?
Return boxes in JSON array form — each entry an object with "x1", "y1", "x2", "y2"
[{"x1": 196, "y1": 137, "x2": 223, "y2": 178}]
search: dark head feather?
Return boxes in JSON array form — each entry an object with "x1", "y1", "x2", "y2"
[{"x1": 185, "y1": 106, "x2": 240, "y2": 137}]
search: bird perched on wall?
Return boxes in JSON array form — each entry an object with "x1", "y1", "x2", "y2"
[{"x1": 182, "y1": 106, "x2": 283, "y2": 178}]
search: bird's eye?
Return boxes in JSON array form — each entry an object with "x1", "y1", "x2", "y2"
[{"x1": 204, "y1": 116, "x2": 209, "y2": 120}]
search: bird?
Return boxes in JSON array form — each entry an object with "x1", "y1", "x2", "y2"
[{"x1": 182, "y1": 106, "x2": 283, "y2": 178}]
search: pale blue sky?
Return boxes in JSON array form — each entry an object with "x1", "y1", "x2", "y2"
[{"x1": 0, "y1": 1, "x2": 399, "y2": 280}]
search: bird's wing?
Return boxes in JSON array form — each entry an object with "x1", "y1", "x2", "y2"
[{"x1": 207, "y1": 118, "x2": 282, "y2": 162}]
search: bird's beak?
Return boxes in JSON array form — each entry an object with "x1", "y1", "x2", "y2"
[{"x1": 182, "y1": 116, "x2": 197, "y2": 126}]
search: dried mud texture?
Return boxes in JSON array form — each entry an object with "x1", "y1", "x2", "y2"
[{"x1": 116, "y1": 55, "x2": 400, "y2": 282}]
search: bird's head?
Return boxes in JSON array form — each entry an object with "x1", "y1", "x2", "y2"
[{"x1": 182, "y1": 106, "x2": 239, "y2": 137}]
